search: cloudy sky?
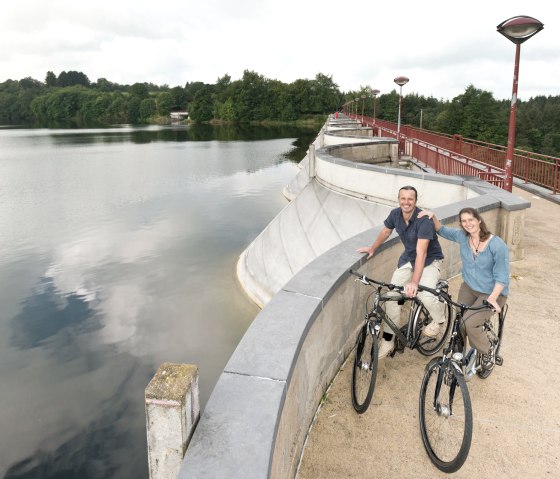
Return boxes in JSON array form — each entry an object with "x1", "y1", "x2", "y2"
[{"x1": 1, "y1": 0, "x2": 558, "y2": 101}]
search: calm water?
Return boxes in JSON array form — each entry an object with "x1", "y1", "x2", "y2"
[{"x1": 0, "y1": 123, "x2": 318, "y2": 478}]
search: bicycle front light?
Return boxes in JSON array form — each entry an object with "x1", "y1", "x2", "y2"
[{"x1": 452, "y1": 352, "x2": 463, "y2": 362}]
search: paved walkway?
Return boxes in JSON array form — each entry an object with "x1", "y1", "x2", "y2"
[{"x1": 298, "y1": 186, "x2": 560, "y2": 479}]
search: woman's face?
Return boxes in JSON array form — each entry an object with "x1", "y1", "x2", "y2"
[{"x1": 460, "y1": 212, "x2": 481, "y2": 236}]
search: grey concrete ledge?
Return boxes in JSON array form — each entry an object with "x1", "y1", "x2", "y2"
[
  {"x1": 180, "y1": 116, "x2": 531, "y2": 478},
  {"x1": 179, "y1": 189, "x2": 529, "y2": 479}
]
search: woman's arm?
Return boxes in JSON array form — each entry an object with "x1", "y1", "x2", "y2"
[
  {"x1": 486, "y1": 283, "x2": 506, "y2": 313},
  {"x1": 418, "y1": 210, "x2": 441, "y2": 231}
]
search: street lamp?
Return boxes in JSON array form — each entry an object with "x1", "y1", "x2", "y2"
[
  {"x1": 361, "y1": 94, "x2": 366, "y2": 123},
  {"x1": 371, "y1": 89, "x2": 380, "y2": 125},
  {"x1": 394, "y1": 76, "x2": 409, "y2": 137},
  {"x1": 497, "y1": 15, "x2": 544, "y2": 192},
  {"x1": 355, "y1": 97, "x2": 359, "y2": 118}
]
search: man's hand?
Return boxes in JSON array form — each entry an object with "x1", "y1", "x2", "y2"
[
  {"x1": 357, "y1": 246, "x2": 374, "y2": 259},
  {"x1": 405, "y1": 281, "x2": 419, "y2": 298}
]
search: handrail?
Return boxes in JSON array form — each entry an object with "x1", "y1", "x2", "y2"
[{"x1": 350, "y1": 114, "x2": 560, "y2": 194}]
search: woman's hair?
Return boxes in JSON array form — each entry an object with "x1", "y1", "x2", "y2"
[{"x1": 459, "y1": 207, "x2": 491, "y2": 241}]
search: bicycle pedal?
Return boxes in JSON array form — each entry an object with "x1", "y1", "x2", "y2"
[{"x1": 495, "y1": 356, "x2": 503, "y2": 366}]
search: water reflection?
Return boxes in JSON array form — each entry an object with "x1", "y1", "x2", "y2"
[
  {"x1": 10, "y1": 278, "x2": 100, "y2": 351},
  {"x1": 0, "y1": 124, "x2": 318, "y2": 478}
]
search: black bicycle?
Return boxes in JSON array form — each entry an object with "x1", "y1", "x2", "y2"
[
  {"x1": 418, "y1": 285, "x2": 507, "y2": 473},
  {"x1": 348, "y1": 270, "x2": 452, "y2": 413}
]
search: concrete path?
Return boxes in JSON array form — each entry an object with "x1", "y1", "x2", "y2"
[{"x1": 297, "y1": 186, "x2": 560, "y2": 479}]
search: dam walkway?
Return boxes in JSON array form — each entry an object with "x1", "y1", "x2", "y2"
[{"x1": 297, "y1": 185, "x2": 560, "y2": 479}]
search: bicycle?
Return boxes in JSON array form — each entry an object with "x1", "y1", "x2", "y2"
[
  {"x1": 418, "y1": 285, "x2": 508, "y2": 473},
  {"x1": 348, "y1": 269, "x2": 452, "y2": 414}
]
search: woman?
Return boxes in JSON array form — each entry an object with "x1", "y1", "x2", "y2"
[{"x1": 419, "y1": 207, "x2": 509, "y2": 366}]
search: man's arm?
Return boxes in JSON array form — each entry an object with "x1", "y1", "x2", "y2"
[
  {"x1": 405, "y1": 238, "x2": 430, "y2": 297},
  {"x1": 357, "y1": 226, "x2": 393, "y2": 259}
]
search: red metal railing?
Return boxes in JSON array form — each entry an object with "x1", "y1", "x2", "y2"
[{"x1": 349, "y1": 114, "x2": 560, "y2": 194}]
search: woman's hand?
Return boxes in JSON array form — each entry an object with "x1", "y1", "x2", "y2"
[
  {"x1": 486, "y1": 296, "x2": 502, "y2": 313},
  {"x1": 418, "y1": 210, "x2": 434, "y2": 220}
]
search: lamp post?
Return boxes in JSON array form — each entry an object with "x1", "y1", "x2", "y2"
[
  {"x1": 361, "y1": 95, "x2": 366, "y2": 123},
  {"x1": 355, "y1": 97, "x2": 359, "y2": 118},
  {"x1": 371, "y1": 89, "x2": 380, "y2": 125},
  {"x1": 394, "y1": 76, "x2": 409, "y2": 137},
  {"x1": 497, "y1": 15, "x2": 544, "y2": 192}
]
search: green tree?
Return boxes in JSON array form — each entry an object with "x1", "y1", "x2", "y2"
[
  {"x1": 45, "y1": 71, "x2": 57, "y2": 87},
  {"x1": 140, "y1": 98, "x2": 156, "y2": 120},
  {"x1": 127, "y1": 96, "x2": 142, "y2": 123},
  {"x1": 129, "y1": 82, "x2": 149, "y2": 99},
  {"x1": 156, "y1": 92, "x2": 173, "y2": 116},
  {"x1": 57, "y1": 70, "x2": 90, "y2": 87},
  {"x1": 169, "y1": 86, "x2": 187, "y2": 110},
  {"x1": 189, "y1": 84, "x2": 213, "y2": 122}
]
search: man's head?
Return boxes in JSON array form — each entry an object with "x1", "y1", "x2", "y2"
[{"x1": 398, "y1": 185, "x2": 418, "y2": 216}]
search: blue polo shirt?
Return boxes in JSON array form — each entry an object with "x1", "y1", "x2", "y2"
[{"x1": 384, "y1": 207, "x2": 444, "y2": 268}]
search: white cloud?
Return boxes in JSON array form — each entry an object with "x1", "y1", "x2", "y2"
[{"x1": 1, "y1": 0, "x2": 558, "y2": 99}]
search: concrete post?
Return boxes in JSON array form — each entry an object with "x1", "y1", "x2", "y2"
[
  {"x1": 145, "y1": 363, "x2": 200, "y2": 479},
  {"x1": 308, "y1": 144, "x2": 316, "y2": 178},
  {"x1": 390, "y1": 143, "x2": 398, "y2": 162},
  {"x1": 498, "y1": 208, "x2": 525, "y2": 261}
]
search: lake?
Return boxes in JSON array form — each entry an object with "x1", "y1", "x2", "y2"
[{"x1": 0, "y1": 123, "x2": 319, "y2": 478}]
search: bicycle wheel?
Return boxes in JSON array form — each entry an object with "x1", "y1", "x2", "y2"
[
  {"x1": 414, "y1": 302, "x2": 452, "y2": 356},
  {"x1": 351, "y1": 322, "x2": 379, "y2": 414},
  {"x1": 419, "y1": 358, "x2": 473, "y2": 473}
]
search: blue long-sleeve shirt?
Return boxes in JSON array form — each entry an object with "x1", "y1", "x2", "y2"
[{"x1": 438, "y1": 225, "x2": 510, "y2": 296}]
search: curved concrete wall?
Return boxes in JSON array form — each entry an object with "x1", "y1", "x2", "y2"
[
  {"x1": 238, "y1": 137, "x2": 474, "y2": 308},
  {"x1": 179, "y1": 182, "x2": 529, "y2": 479},
  {"x1": 179, "y1": 116, "x2": 530, "y2": 478}
]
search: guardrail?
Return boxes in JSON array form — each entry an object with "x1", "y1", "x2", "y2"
[{"x1": 352, "y1": 115, "x2": 560, "y2": 194}]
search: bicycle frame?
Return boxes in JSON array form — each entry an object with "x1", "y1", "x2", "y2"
[
  {"x1": 372, "y1": 295, "x2": 429, "y2": 352},
  {"x1": 352, "y1": 270, "x2": 450, "y2": 355}
]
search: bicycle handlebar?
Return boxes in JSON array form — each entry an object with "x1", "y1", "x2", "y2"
[
  {"x1": 348, "y1": 269, "x2": 496, "y2": 313},
  {"x1": 349, "y1": 270, "x2": 404, "y2": 292}
]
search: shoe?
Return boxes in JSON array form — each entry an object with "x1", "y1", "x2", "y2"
[
  {"x1": 480, "y1": 352, "x2": 494, "y2": 370},
  {"x1": 422, "y1": 321, "x2": 441, "y2": 337},
  {"x1": 378, "y1": 338, "x2": 395, "y2": 359}
]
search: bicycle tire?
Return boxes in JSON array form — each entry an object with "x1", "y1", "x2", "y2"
[
  {"x1": 351, "y1": 323, "x2": 379, "y2": 414},
  {"x1": 419, "y1": 358, "x2": 473, "y2": 473},
  {"x1": 477, "y1": 312, "x2": 505, "y2": 379},
  {"x1": 414, "y1": 301, "x2": 452, "y2": 356}
]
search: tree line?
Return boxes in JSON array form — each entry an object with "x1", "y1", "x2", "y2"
[{"x1": 1, "y1": 70, "x2": 559, "y2": 157}]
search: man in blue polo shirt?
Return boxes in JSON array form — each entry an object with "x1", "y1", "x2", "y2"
[{"x1": 357, "y1": 185, "x2": 445, "y2": 358}]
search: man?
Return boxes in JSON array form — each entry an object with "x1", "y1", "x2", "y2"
[{"x1": 357, "y1": 185, "x2": 445, "y2": 358}]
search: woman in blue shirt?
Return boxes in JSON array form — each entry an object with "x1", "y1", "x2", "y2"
[{"x1": 419, "y1": 207, "x2": 509, "y2": 366}]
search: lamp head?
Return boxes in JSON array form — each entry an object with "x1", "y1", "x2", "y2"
[
  {"x1": 497, "y1": 15, "x2": 543, "y2": 45},
  {"x1": 394, "y1": 76, "x2": 409, "y2": 87}
]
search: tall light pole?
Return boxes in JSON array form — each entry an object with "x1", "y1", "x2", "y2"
[
  {"x1": 371, "y1": 89, "x2": 380, "y2": 125},
  {"x1": 394, "y1": 76, "x2": 409, "y2": 137},
  {"x1": 361, "y1": 94, "x2": 366, "y2": 123},
  {"x1": 497, "y1": 15, "x2": 544, "y2": 192},
  {"x1": 355, "y1": 97, "x2": 359, "y2": 118}
]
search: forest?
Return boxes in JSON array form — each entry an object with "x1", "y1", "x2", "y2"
[{"x1": 1, "y1": 69, "x2": 559, "y2": 157}]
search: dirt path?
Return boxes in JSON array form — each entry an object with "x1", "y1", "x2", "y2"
[{"x1": 298, "y1": 187, "x2": 560, "y2": 479}]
